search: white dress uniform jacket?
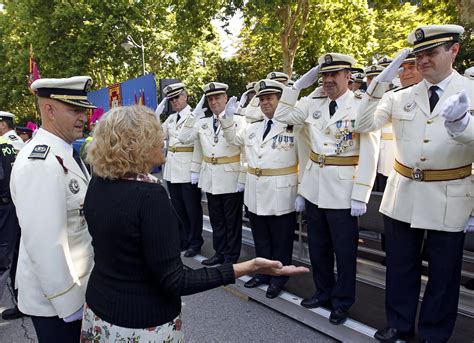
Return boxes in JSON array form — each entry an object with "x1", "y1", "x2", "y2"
[
  {"x1": 3, "y1": 129, "x2": 25, "y2": 151},
  {"x1": 275, "y1": 88, "x2": 379, "y2": 209},
  {"x1": 221, "y1": 117, "x2": 300, "y2": 215},
  {"x1": 378, "y1": 124, "x2": 395, "y2": 177},
  {"x1": 356, "y1": 71, "x2": 474, "y2": 231},
  {"x1": 162, "y1": 105, "x2": 195, "y2": 183},
  {"x1": 178, "y1": 112, "x2": 247, "y2": 195},
  {"x1": 10, "y1": 128, "x2": 93, "y2": 317}
]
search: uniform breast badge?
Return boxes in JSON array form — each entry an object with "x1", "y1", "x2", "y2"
[
  {"x1": 403, "y1": 101, "x2": 416, "y2": 112},
  {"x1": 69, "y1": 179, "x2": 80, "y2": 194},
  {"x1": 201, "y1": 123, "x2": 208, "y2": 129},
  {"x1": 249, "y1": 132, "x2": 256, "y2": 139},
  {"x1": 312, "y1": 111, "x2": 322, "y2": 119}
]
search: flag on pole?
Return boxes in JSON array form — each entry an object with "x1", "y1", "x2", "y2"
[
  {"x1": 139, "y1": 89, "x2": 145, "y2": 105},
  {"x1": 134, "y1": 92, "x2": 138, "y2": 104},
  {"x1": 28, "y1": 45, "x2": 41, "y2": 90}
]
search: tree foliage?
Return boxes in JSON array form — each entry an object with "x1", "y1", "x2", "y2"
[{"x1": 0, "y1": 0, "x2": 471, "y2": 125}]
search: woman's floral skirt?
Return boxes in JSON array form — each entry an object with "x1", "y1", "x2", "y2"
[{"x1": 80, "y1": 303, "x2": 184, "y2": 342}]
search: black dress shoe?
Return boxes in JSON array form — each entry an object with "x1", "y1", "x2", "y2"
[
  {"x1": 201, "y1": 255, "x2": 224, "y2": 266},
  {"x1": 2, "y1": 306, "x2": 26, "y2": 320},
  {"x1": 244, "y1": 277, "x2": 266, "y2": 288},
  {"x1": 266, "y1": 285, "x2": 281, "y2": 299},
  {"x1": 374, "y1": 327, "x2": 410, "y2": 342},
  {"x1": 300, "y1": 296, "x2": 331, "y2": 309},
  {"x1": 329, "y1": 308, "x2": 347, "y2": 325},
  {"x1": 184, "y1": 249, "x2": 200, "y2": 258}
]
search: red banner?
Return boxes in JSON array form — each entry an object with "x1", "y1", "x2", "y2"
[{"x1": 108, "y1": 84, "x2": 122, "y2": 108}]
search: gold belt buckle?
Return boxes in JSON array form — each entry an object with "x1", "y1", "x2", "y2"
[
  {"x1": 211, "y1": 157, "x2": 218, "y2": 164},
  {"x1": 169, "y1": 146, "x2": 175, "y2": 153},
  {"x1": 317, "y1": 154, "x2": 326, "y2": 167},
  {"x1": 255, "y1": 168, "x2": 262, "y2": 177},
  {"x1": 412, "y1": 167, "x2": 424, "y2": 181}
]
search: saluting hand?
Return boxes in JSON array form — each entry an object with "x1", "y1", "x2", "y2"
[
  {"x1": 239, "y1": 91, "x2": 249, "y2": 108},
  {"x1": 192, "y1": 95, "x2": 207, "y2": 118},
  {"x1": 293, "y1": 65, "x2": 321, "y2": 91},
  {"x1": 155, "y1": 97, "x2": 168, "y2": 118},
  {"x1": 225, "y1": 96, "x2": 239, "y2": 120},
  {"x1": 375, "y1": 48, "x2": 411, "y2": 83}
]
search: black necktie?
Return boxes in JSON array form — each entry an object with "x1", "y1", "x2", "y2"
[
  {"x1": 176, "y1": 113, "x2": 181, "y2": 123},
  {"x1": 263, "y1": 120, "x2": 273, "y2": 140},
  {"x1": 72, "y1": 149, "x2": 85, "y2": 176},
  {"x1": 429, "y1": 86, "x2": 440, "y2": 113},
  {"x1": 213, "y1": 117, "x2": 219, "y2": 133},
  {"x1": 329, "y1": 100, "x2": 337, "y2": 118}
]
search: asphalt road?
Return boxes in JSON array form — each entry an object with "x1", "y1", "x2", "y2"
[{"x1": 0, "y1": 278, "x2": 335, "y2": 343}]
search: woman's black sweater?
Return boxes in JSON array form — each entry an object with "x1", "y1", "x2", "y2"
[{"x1": 84, "y1": 177, "x2": 235, "y2": 328}]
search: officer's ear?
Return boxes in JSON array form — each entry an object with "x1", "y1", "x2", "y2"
[
  {"x1": 38, "y1": 98, "x2": 56, "y2": 121},
  {"x1": 449, "y1": 42, "x2": 460, "y2": 62}
]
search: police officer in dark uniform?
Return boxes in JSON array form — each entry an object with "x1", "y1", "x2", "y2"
[{"x1": 0, "y1": 137, "x2": 21, "y2": 312}]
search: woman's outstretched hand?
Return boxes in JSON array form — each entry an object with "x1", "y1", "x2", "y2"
[{"x1": 233, "y1": 257, "x2": 309, "y2": 279}]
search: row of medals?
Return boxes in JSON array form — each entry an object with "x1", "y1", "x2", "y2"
[{"x1": 333, "y1": 120, "x2": 356, "y2": 155}]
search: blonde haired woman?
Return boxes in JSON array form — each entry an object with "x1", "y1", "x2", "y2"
[{"x1": 80, "y1": 105, "x2": 307, "y2": 342}]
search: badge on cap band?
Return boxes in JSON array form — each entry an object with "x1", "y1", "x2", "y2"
[
  {"x1": 259, "y1": 81, "x2": 266, "y2": 89},
  {"x1": 325, "y1": 54, "x2": 333, "y2": 64},
  {"x1": 403, "y1": 101, "x2": 416, "y2": 112},
  {"x1": 69, "y1": 179, "x2": 80, "y2": 194},
  {"x1": 209, "y1": 83, "x2": 215, "y2": 90},
  {"x1": 85, "y1": 79, "x2": 92, "y2": 92},
  {"x1": 271, "y1": 72, "x2": 276, "y2": 78},
  {"x1": 415, "y1": 28, "x2": 424, "y2": 41},
  {"x1": 165, "y1": 86, "x2": 172, "y2": 93},
  {"x1": 371, "y1": 66, "x2": 377, "y2": 71}
]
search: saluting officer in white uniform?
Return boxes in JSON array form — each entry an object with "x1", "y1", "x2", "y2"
[
  {"x1": 355, "y1": 25, "x2": 474, "y2": 343},
  {"x1": 157, "y1": 83, "x2": 203, "y2": 257},
  {"x1": 236, "y1": 81, "x2": 264, "y2": 123},
  {"x1": 0, "y1": 111, "x2": 25, "y2": 151},
  {"x1": 274, "y1": 53, "x2": 379, "y2": 325},
  {"x1": 364, "y1": 65, "x2": 391, "y2": 191},
  {"x1": 221, "y1": 79, "x2": 301, "y2": 299},
  {"x1": 178, "y1": 82, "x2": 247, "y2": 266},
  {"x1": 267, "y1": 71, "x2": 290, "y2": 86},
  {"x1": 10, "y1": 76, "x2": 95, "y2": 342}
]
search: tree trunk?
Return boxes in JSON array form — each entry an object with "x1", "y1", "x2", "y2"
[
  {"x1": 279, "y1": 0, "x2": 310, "y2": 77},
  {"x1": 455, "y1": 0, "x2": 474, "y2": 24}
]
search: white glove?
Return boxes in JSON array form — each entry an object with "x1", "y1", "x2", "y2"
[
  {"x1": 350, "y1": 200, "x2": 367, "y2": 217},
  {"x1": 63, "y1": 307, "x2": 83, "y2": 323},
  {"x1": 191, "y1": 95, "x2": 206, "y2": 118},
  {"x1": 225, "y1": 96, "x2": 239, "y2": 120},
  {"x1": 464, "y1": 216, "x2": 474, "y2": 233},
  {"x1": 293, "y1": 65, "x2": 321, "y2": 91},
  {"x1": 190, "y1": 172, "x2": 200, "y2": 185},
  {"x1": 155, "y1": 97, "x2": 168, "y2": 117},
  {"x1": 295, "y1": 195, "x2": 306, "y2": 212},
  {"x1": 375, "y1": 49, "x2": 411, "y2": 83},
  {"x1": 235, "y1": 182, "x2": 245, "y2": 192},
  {"x1": 441, "y1": 90, "x2": 471, "y2": 134},
  {"x1": 239, "y1": 91, "x2": 249, "y2": 108}
]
